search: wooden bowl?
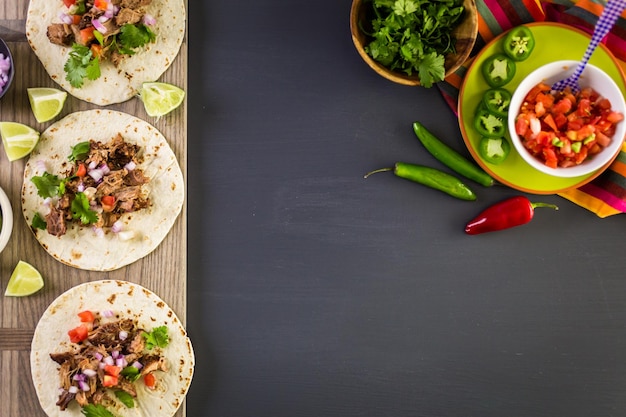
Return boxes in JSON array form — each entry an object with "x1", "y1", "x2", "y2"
[{"x1": 350, "y1": 0, "x2": 478, "y2": 86}]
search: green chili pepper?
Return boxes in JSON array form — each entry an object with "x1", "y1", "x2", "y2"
[
  {"x1": 503, "y1": 25, "x2": 535, "y2": 62},
  {"x1": 482, "y1": 88, "x2": 512, "y2": 118},
  {"x1": 478, "y1": 136, "x2": 511, "y2": 165},
  {"x1": 412, "y1": 121, "x2": 495, "y2": 187},
  {"x1": 481, "y1": 53, "x2": 516, "y2": 88},
  {"x1": 474, "y1": 108, "x2": 506, "y2": 138},
  {"x1": 364, "y1": 163, "x2": 477, "y2": 201}
]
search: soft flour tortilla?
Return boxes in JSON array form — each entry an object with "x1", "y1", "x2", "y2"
[
  {"x1": 21, "y1": 110, "x2": 184, "y2": 271},
  {"x1": 31, "y1": 280, "x2": 195, "y2": 417},
  {"x1": 25, "y1": 0, "x2": 186, "y2": 105}
]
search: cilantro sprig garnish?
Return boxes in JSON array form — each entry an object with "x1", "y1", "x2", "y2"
[
  {"x1": 81, "y1": 404, "x2": 116, "y2": 417},
  {"x1": 64, "y1": 44, "x2": 101, "y2": 88},
  {"x1": 362, "y1": 0, "x2": 464, "y2": 87},
  {"x1": 31, "y1": 172, "x2": 66, "y2": 198},
  {"x1": 142, "y1": 326, "x2": 170, "y2": 350},
  {"x1": 69, "y1": 141, "x2": 91, "y2": 162},
  {"x1": 117, "y1": 24, "x2": 156, "y2": 55},
  {"x1": 71, "y1": 192, "x2": 99, "y2": 225}
]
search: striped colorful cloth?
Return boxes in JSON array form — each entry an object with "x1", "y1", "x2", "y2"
[{"x1": 440, "y1": 0, "x2": 626, "y2": 217}]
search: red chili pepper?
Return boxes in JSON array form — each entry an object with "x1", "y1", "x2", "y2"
[{"x1": 464, "y1": 196, "x2": 558, "y2": 235}]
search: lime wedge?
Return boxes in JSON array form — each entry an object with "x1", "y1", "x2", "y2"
[
  {"x1": 139, "y1": 82, "x2": 185, "y2": 118},
  {"x1": 0, "y1": 122, "x2": 40, "y2": 161},
  {"x1": 27, "y1": 87, "x2": 68, "y2": 123},
  {"x1": 5, "y1": 260, "x2": 44, "y2": 297}
]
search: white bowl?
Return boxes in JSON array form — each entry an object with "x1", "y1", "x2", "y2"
[
  {"x1": 0, "y1": 185, "x2": 13, "y2": 254},
  {"x1": 508, "y1": 60, "x2": 626, "y2": 178}
]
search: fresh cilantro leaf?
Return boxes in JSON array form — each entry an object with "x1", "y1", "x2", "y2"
[
  {"x1": 417, "y1": 52, "x2": 445, "y2": 88},
  {"x1": 142, "y1": 326, "x2": 170, "y2": 350},
  {"x1": 393, "y1": 0, "x2": 418, "y2": 16},
  {"x1": 114, "y1": 390, "x2": 135, "y2": 408},
  {"x1": 71, "y1": 192, "x2": 98, "y2": 225},
  {"x1": 69, "y1": 141, "x2": 91, "y2": 162},
  {"x1": 118, "y1": 24, "x2": 156, "y2": 55},
  {"x1": 31, "y1": 172, "x2": 63, "y2": 198},
  {"x1": 32, "y1": 213, "x2": 47, "y2": 230},
  {"x1": 81, "y1": 404, "x2": 116, "y2": 417},
  {"x1": 64, "y1": 44, "x2": 100, "y2": 88}
]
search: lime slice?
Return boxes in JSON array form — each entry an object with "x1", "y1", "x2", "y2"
[
  {"x1": 139, "y1": 82, "x2": 185, "y2": 118},
  {"x1": 27, "y1": 87, "x2": 68, "y2": 123},
  {"x1": 5, "y1": 260, "x2": 44, "y2": 297},
  {"x1": 0, "y1": 122, "x2": 40, "y2": 161}
]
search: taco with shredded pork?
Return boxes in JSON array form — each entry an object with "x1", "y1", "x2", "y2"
[
  {"x1": 21, "y1": 110, "x2": 184, "y2": 271},
  {"x1": 31, "y1": 280, "x2": 195, "y2": 417},
  {"x1": 25, "y1": 0, "x2": 186, "y2": 105}
]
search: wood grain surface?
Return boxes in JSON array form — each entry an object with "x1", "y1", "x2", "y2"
[{"x1": 0, "y1": 1, "x2": 188, "y2": 416}]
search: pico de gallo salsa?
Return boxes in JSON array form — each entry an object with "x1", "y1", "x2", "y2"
[{"x1": 514, "y1": 82, "x2": 624, "y2": 169}]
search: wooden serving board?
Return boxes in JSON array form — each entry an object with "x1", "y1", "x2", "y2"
[{"x1": 0, "y1": 2, "x2": 188, "y2": 416}]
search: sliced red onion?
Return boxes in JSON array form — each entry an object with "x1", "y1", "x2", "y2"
[
  {"x1": 124, "y1": 160, "x2": 136, "y2": 171},
  {"x1": 111, "y1": 220, "x2": 123, "y2": 233},
  {"x1": 68, "y1": 386, "x2": 79, "y2": 394},
  {"x1": 143, "y1": 14, "x2": 156, "y2": 26},
  {"x1": 92, "y1": 18, "x2": 107, "y2": 34},
  {"x1": 119, "y1": 330, "x2": 128, "y2": 340},
  {"x1": 82, "y1": 369, "x2": 97, "y2": 378}
]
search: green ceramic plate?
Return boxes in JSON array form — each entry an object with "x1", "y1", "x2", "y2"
[{"x1": 458, "y1": 22, "x2": 626, "y2": 194}]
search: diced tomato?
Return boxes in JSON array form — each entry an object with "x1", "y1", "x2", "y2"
[
  {"x1": 94, "y1": 0, "x2": 109, "y2": 10},
  {"x1": 77, "y1": 310, "x2": 94, "y2": 322},
  {"x1": 595, "y1": 131, "x2": 612, "y2": 148},
  {"x1": 144, "y1": 373, "x2": 157, "y2": 389},
  {"x1": 68, "y1": 324, "x2": 89, "y2": 343},
  {"x1": 542, "y1": 148, "x2": 558, "y2": 169},
  {"x1": 553, "y1": 98, "x2": 573, "y2": 114},
  {"x1": 75, "y1": 163, "x2": 87, "y2": 178},
  {"x1": 80, "y1": 27, "x2": 95, "y2": 44},
  {"x1": 72, "y1": 14, "x2": 81, "y2": 25},
  {"x1": 576, "y1": 98, "x2": 592, "y2": 117},
  {"x1": 63, "y1": 0, "x2": 76, "y2": 7},
  {"x1": 101, "y1": 195, "x2": 116, "y2": 212},
  {"x1": 553, "y1": 112, "x2": 568, "y2": 129},
  {"x1": 103, "y1": 375, "x2": 118, "y2": 387},
  {"x1": 607, "y1": 111, "x2": 624, "y2": 124},
  {"x1": 543, "y1": 113, "x2": 558, "y2": 131},
  {"x1": 515, "y1": 115, "x2": 529, "y2": 137},
  {"x1": 90, "y1": 44, "x2": 104, "y2": 59},
  {"x1": 104, "y1": 365, "x2": 122, "y2": 377}
]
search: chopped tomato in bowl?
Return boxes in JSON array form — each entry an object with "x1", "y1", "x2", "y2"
[{"x1": 508, "y1": 61, "x2": 626, "y2": 178}]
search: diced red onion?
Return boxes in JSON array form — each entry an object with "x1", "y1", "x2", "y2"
[
  {"x1": 88, "y1": 168, "x2": 104, "y2": 182},
  {"x1": 88, "y1": 161, "x2": 97, "y2": 170},
  {"x1": 36, "y1": 159, "x2": 47, "y2": 171},
  {"x1": 79, "y1": 380, "x2": 90, "y2": 392},
  {"x1": 118, "y1": 230, "x2": 136, "y2": 241},
  {"x1": 98, "y1": 362, "x2": 106, "y2": 370},
  {"x1": 132, "y1": 361, "x2": 143, "y2": 370},
  {"x1": 82, "y1": 369, "x2": 97, "y2": 378},
  {"x1": 111, "y1": 350, "x2": 119, "y2": 359},
  {"x1": 101, "y1": 309, "x2": 114, "y2": 318},
  {"x1": 73, "y1": 373, "x2": 85, "y2": 382},
  {"x1": 99, "y1": 164, "x2": 111, "y2": 175},
  {"x1": 94, "y1": 352, "x2": 103, "y2": 361},
  {"x1": 143, "y1": 14, "x2": 156, "y2": 26},
  {"x1": 92, "y1": 18, "x2": 107, "y2": 34},
  {"x1": 116, "y1": 357, "x2": 127, "y2": 368},
  {"x1": 92, "y1": 226, "x2": 105, "y2": 238},
  {"x1": 59, "y1": 12, "x2": 73, "y2": 24},
  {"x1": 111, "y1": 220, "x2": 123, "y2": 233},
  {"x1": 124, "y1": 161, "x2": 136, "y2": 171},
  {"x1": 77, "y1": 182, "x2": 85, "y2": 192},
  {"x1": 103, "y1": 356, "x2": 114, "y2": 366},
  {"x1": 119, "y1": 330, "x2": 128, "y2": 340},
  {"x1": 0, "y1": 54, "x2": 8, "y2": 72},
  {"x1": 68, "y1": 386, "x2": 79, "y2": 394},
  {"x1": 98, "y1": 15, "x2": 110, "y2": 23}
]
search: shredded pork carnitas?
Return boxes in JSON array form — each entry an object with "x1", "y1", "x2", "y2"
[
  {"x1": 44, "y1": 133, "x2": 150, "y2": 237},
  {"x1": 50, "y1": 316, "x2": 167, "y2": 411}
]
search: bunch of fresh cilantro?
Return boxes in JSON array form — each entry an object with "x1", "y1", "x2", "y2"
[{"x1": 362, "y1": 0, "x2": 465, "y2": 87}]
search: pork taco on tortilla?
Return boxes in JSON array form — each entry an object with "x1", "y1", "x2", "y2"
[
  {"x1": 21, "y1": 110, "x2": 184, "y2": 271},
  {"x1": 31, "y1": 280, "x2": 195, "y2": 417},
  {"x1": 25, "y1": 0, "x2": 186, "y2": 105}
]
